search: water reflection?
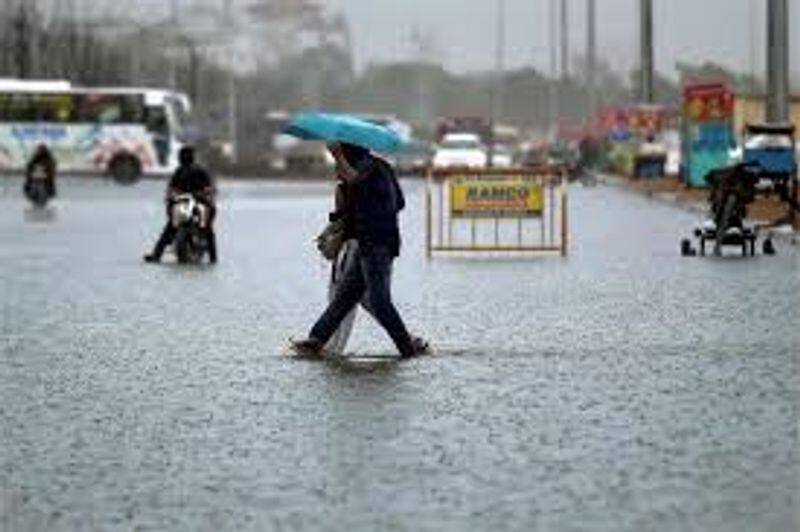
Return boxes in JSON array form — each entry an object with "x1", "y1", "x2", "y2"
[
  {"x1": 0, "y1": 177, "x2": 797, "y2": 532},
  {"x1": 23, "y1": 206, "x2": 57, "y2": 223}
]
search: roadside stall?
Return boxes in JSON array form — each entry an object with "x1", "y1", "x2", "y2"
[
  {"x1": 630, "y1": 105, "x2": 668, "y2": 179},
  {"x1": 598, "y1": 105, "x2": 668, "y2": 178},
  {"x1": 598, "y1": 106, "x2": 635, "y2": 175},
  {"x1": 681, "y1": 83, "x2": 735, "y2": 188}
]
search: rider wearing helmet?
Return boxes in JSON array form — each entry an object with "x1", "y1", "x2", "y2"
[
  {"x1": 144, "y1": 146, "x2": 218, "y2": 263},
  {"x1": 24, "y1": 144, "x2": 57, "y2": 198}
]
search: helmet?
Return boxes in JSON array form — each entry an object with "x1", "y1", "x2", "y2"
[{"x1": 178, "y1": 146, "x2": 195, "y2": 166}]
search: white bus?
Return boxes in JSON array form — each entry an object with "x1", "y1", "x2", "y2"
[{"x1": 0, "y1": 79, "x2": 191, "y2": 181}]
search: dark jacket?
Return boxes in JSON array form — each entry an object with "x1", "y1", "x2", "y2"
[
  {"x1": 25, "y1": 147, "x2": 57, "y2": 196},
  {"x1": 169, "y1": 164, "x2": 213, "y2": 195},
  {"x1": 349, "y1": 156, "x2": 405, "y2": 257}
]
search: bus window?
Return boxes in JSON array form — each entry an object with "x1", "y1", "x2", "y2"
[
  {"x1": 75, "y1": 94, "x2": 135, "y2": 124},
  {"x1": 38, "y1": 93, "x2": 75, "y2": 122},
  {"x1": 146, "y1": 106, "x2": 169, "y2": 136},
  {"x1": 76, "y1": 94, "x2": 115, "y2": 123},
  {"x1": 0, "y1": 93, "x2": 9, "y2": 120},
  {"x1": 120, "y1": 95, "x2": 145, "y2": 123},
  {"x1": 96, "y1": 98, "x2": 121, "y2": 123},
  {"x1": 1, "y1": 93, "x2": 37, "y2": 122}
]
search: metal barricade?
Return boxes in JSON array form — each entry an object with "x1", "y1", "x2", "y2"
[{"x1": 425, "y1": 166, "x2": 569, "y2": 257}]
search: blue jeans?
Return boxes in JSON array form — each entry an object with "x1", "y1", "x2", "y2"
[{"x1": 310, "y1": 244, "x2": 414, "y2": 357}]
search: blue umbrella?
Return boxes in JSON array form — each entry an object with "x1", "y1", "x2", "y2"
[{"x1": 283, "y1": 112, "x2": 405, "y2": 154}]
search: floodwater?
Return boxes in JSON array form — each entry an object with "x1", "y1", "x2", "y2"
[{"x1": 1, "y1": 176, "x2": 798, "y2": 531}]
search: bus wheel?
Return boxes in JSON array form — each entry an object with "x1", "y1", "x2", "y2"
[{"x1": 109, "y1": 154, "x2": 142, "y2": 185}]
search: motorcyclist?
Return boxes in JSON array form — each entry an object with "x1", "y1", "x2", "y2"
[
  {"x1": 144, "y1": 146, "x2": 218, "y2": 263},
  {"x1": 24, "y1": 144, "x2": 57, "y2": 198}
]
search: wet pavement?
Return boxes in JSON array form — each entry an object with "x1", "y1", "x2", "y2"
[{"x1": 1, "y1": 176, "x2": 798, "y2": 531}]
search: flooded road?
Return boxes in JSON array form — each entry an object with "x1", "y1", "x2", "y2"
[{"x1": 1, "y1": 176, "x2": 798, "y2": 531}]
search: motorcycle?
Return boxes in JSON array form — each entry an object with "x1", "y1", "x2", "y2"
[
  {"x1": 23, "y1": 163, "x2": 54, "y2": 208},
  {"x1": 170, "y1": 193, "x2": 210, "y2": 264}
]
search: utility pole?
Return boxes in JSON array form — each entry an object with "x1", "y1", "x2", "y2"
[
  {"x1": 411, "y1": 26, "x2": 432, "y2": 126},
  {"x1": 489, "y1": 0, "x2": 506, "y2": 165},
  {"x1": 560, "y1": 0, "x2": 568, "y2": 80},
  {"x1": 225, "y1": 0, "x2": 238, "y2": 164},
  {"x1": 494, "y1": 0, "x2": 505, "y2": 121},
  {"x1": 169, "y1": 0, "x2": 179, "y2": 89},
  {"x1": 61, "y1": 0, "x2": 77, "y2": 80},
  {"x1": 1, "y1": 0, "x2": 11, "y2": 75},
  {"x1": 639, "y1": 0, "x2": 654, "y2": 103},
  {"x1": 28, "y1": 0, "x2": 39, "y2": 77},
  {"x1": 129, "y1": 28, "x2": 142, "y2": 85},
  {"x1": 586, "y1": 0, "x2": 597, "y2": 123},
  {"x1": 13, "y1": 1, "x2": 31, "y2": 78},
  {"x1": 748, "y1": 0, "x2": 758, "y2": 93},
  {"x1": 766, "y1": 0, "x2": 790, "y2": 122},
  {"x1": 548, "y1": 0, "x2": 559, "y2": 139}
]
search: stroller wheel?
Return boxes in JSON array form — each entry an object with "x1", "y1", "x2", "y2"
[
  {"x1": 680, "y1": 238, "x2": 696, "y2": 257},
  {"x1": 762, "y1": 238, "x2": 776, "y2": 256}
]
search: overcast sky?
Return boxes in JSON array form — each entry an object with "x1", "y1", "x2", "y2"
[{"x1": 328, "y1": 0, "x2": 800, "y2": 87}]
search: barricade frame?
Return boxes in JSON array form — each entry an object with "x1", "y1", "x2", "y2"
[{"x1": 425, "y1": 165, "x2": 569, "y2": 258}]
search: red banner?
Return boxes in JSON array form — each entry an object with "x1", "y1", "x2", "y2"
[
  {"x1": 683, "y1": 83, "x2": 735, "y2": 122},
  {"x1": 628, "y1": 105, "x2": 667, "y2": 134},
  {"x1": 597, "y1": 105, "x2": 668, "y2": 138}
]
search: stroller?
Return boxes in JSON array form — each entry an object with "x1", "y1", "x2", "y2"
[{"x1": 685, "y1": 162, "x2": 762, "y2": 257}]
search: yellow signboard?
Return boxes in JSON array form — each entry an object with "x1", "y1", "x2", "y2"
[{"x1": 450, "y1": 177, "x2": 543, "y2": 217}]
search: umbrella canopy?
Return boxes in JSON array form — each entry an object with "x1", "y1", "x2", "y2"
[{"x1": 283, "y1": 112, "x2": 405, "y2": 154}]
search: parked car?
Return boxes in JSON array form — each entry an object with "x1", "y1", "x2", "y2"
[
  {"x1": 432, "y1": 133, "x2": 488, "y2": 169},
  {"x1": 284, "y1": 141, "x2": 334, "y2": 174},
  {"x1": 490, "y1": 143, "x2": 515, "y2": 167},
  {"x1": 394, "y1": 140, "x2": 434, "y2": 175}
]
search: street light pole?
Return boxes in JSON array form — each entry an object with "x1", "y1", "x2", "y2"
[
  {"x1": 560, "y1": 0, "x2": 568, "y2": 80},
  {"x1": 748, "y1": 0, "x2": 758, "y2": 93},
  {"x1": 489, "y1": 0, "x2": 506, "y2": 166},
  {"x1": 586, "y1": 0, "x2": 597, "y2": 122},
  {"x1": 639, "y1": 0, "x2": 654, "y2": 103},
  {"x1": 27, "y1": 0, "x2": 39, "y2": 77},
  {"x1": 225, "y1": 0, "x2": 237, "y2": 164},
  {"x1": 0, "y1": 0, "x2": 9, "y2": 74},
  {"x1": 548, "y1": 0, "x2": 559, "y2": 139},
  {"x1": 495, "y1": 0, "x2": 505, "y2": 121},
  {"x1": 766, "y1": 0, "x2": 790, "y2": 122},
  {"x1": 169, "y1": 0, "x2": 179, "y2": 89},
  {"x1": 492, "y1": 0, "x2": 506, "y2": 138}
]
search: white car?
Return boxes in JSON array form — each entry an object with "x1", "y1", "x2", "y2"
[
  {"x1": 432, "y1": 133, "x2": 488, "y2": 169},
  {"x1": 665, "y1": 148, "x2": 681, "y2": 176},
  {"x1": 490, "y1": 144, "x2": 515, "y2": 167}
]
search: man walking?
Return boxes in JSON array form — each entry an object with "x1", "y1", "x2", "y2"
[{"x1": 292, "y1": 142, "x2": 427, "y2": 358}]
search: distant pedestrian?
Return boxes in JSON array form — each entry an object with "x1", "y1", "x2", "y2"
[{"x1": 292, "y1": 142, "x2": 428, "y2": 358}]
